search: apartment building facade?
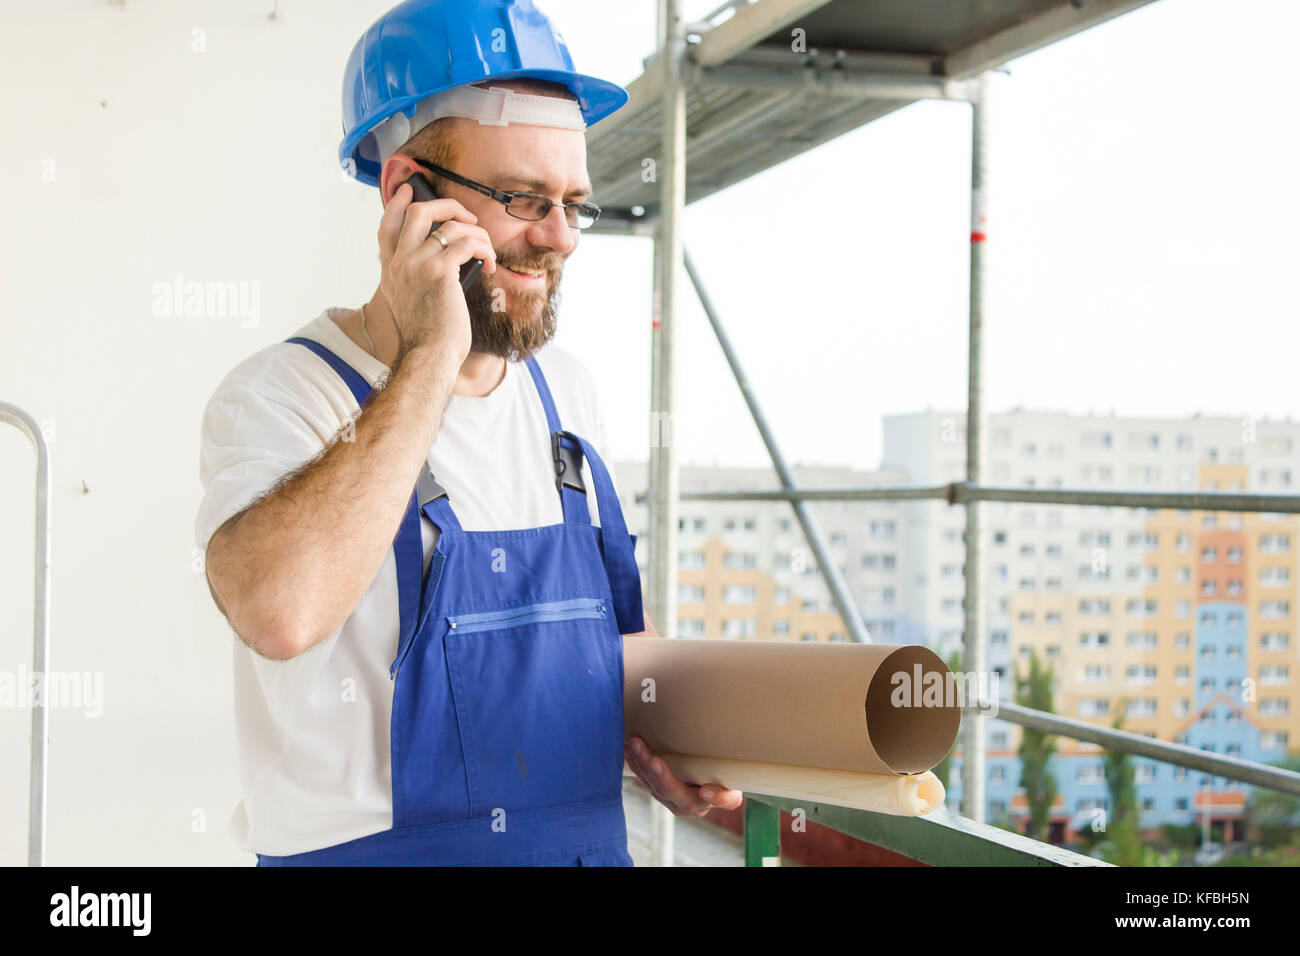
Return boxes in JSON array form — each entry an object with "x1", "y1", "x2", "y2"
[{"x1": 612, "y1": 409, "x2": 1300, "y2": 839}]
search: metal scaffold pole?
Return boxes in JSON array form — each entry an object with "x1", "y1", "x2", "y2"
[
  {"x1": 646, "y1": 0, "x2": 687, "y2": 868},
  {"x1": 683, "y1": 248, "x2": 869, "y2": 644},
  {"x1": 961, "y1": 72, "x2": 990, "y2": 823}
]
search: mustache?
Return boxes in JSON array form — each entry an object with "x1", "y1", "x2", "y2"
[{"x1": 494, "y1": 250, "x2": 564, "y2": 274}]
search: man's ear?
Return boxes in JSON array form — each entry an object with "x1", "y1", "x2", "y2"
[{"x1": 378, "y1": 154, "x2": 424, "y2": 204}]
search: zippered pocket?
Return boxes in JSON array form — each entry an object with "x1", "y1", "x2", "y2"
[
  {"x1": 442, "y1": 595, "x2": 624, "y2": 817},
  {"x1": 445, "y1": 596, "x2": 607, "y2": 635}
]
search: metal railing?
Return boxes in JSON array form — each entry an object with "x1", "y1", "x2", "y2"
[
  {"x1": 741, "y1": 794, "x2": 1109, "y2": 866},
  {"x1": 0, "y1": 401, "x2": 52, "y2": 867},
  {"x1": 675, "y1": 477, "x2": 1300, "y2": 798}
]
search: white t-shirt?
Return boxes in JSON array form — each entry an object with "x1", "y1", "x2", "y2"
[{"x1": 194, "y1": 307, "x2": 618, "y2": 856}]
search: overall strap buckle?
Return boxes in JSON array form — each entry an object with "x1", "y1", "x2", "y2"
[
  {"x1": 552, "y1": 431, "x2": 587, "y2": 495},
  {"x1": 416, "y1": 466, "x2": 448, "y2": 507}
]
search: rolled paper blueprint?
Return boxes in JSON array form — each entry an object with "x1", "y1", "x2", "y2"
[
  {"x1": 623, "y1": 755, "x2": 946, "y2": 817},
  {"x1": 623, "y1": 637, "x2": 961, "y2": 814}
]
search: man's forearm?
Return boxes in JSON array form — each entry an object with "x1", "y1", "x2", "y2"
[{"x1": 207, "y1": 340, "x2": 462, "y2": 659}]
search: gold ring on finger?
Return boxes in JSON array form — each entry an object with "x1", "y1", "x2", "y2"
[{"x1": 431, "y1": 229, "x2": 449, "y2": 250}]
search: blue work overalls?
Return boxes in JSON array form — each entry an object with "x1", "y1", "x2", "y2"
[{"x1": 256, "y1": 336, "x2": 644, "y2": 866}]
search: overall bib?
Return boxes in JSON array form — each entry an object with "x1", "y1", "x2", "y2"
[{"x1": 256, "y1": 336, "x2": 644, "y2": 866}]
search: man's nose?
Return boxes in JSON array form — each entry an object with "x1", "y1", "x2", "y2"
[{"x1": 525, "y1": 204, "x2": 578, "y2": 256}]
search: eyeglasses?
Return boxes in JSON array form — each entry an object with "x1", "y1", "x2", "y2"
[{"x1": 412, "y1": 158, "x2": 601, "y2": 230}]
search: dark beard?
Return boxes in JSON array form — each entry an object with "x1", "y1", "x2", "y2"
[{"x1": 463, "y1": 263, "x2": 561, "y2": 362}]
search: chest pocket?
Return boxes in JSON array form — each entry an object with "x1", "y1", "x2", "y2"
[{"x1": 442, "y1": 597, "x2": 626, "y2": 818}]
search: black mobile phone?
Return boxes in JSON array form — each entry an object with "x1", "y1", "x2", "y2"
[{"x1": 404, "y1": 172, "x2": 483, "y2": 292}]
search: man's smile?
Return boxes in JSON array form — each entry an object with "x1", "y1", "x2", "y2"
[{"x1": 499, "y1": 262, "x2": 547, "y2": 287}]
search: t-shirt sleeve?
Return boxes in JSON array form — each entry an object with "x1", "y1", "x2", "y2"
[{"x1": 194, "y1": 380, "x2": 333, "y2": 553}]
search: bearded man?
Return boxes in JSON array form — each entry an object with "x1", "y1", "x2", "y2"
[{"x1": 194, "y1": 0, "x2": 739, "y2": 866}]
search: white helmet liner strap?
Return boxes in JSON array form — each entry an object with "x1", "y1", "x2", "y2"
[{"x1": 373, "y1": 85, "x2": 586, "y2": 162}]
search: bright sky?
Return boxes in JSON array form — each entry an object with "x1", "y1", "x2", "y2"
[{"x1": 537, "y1": 0, "x2": 1300, "y2": 473}]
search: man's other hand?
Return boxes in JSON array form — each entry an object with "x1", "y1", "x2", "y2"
[{"x1": 624, "y1": 736, "x2": 743, "y2": 817}]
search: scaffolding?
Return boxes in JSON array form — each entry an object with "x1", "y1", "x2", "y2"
[{"x1": 595, "y1": 0, "x2": 1300, "y2": 864}]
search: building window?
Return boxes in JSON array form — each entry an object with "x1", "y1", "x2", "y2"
[
  {"x1": 1260, "y1": 665, "x2": 1290, "y2": 685},
  {"x1": 1261, "y1": 534, "x2": 1291, "y2": 554},
  {"x1": 1261, "y1": 566, "x2": 1289, "y2": 587},
  {"x1": 1078, "y1": 698, "x2": 1111, "y2": 717},
  {"x1": 722, "y1": 585, "x2": 755, "y2": 604},
  {"x1": 722, "y1": 618, "x2": 755, "y2": 638},
  {"x1": 1126, "y1": 599, "x2": 1158, "y2": 618},
  {"x1": 1261, "y1": 632, "x2": 1291, "y2": 651},
  {"x1": 1261, "y1": 600, "x2": 1291, "y2": 620}
]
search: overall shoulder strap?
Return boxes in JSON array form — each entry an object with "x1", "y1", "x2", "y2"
[
  {"x1": 286, "y1": 337, "x2": 371, "y2": 405},
  {"x1": 562, "y1": 430, "x2": 645, "y2": 636},
  {"x1": 523, "y1": 354, "x2": 591, "y2": 525}
]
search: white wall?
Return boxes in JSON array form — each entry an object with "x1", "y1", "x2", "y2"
[{"x1": 0, "y1": 0, "x2": 665, "y2": 866}]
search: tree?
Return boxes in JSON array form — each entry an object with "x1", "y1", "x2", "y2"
[
  {"x1": 1102, "y1": 712, "x2": 1143, "y2": 866},
  {"x1": 1246, "y1": 754, "x2": 1300, "y2": 847},
  {"x1": 1016, "y1": 651, "x2": 1058, "y2": 842}
]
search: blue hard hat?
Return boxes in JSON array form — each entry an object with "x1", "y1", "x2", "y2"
[{"x1": 340, "y1": 0, "x2": 628, "y2": 187}]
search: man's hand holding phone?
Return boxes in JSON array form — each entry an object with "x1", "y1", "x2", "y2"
[{"x1": 377, "y1": 180, "x2": 497, "y2": 364}]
